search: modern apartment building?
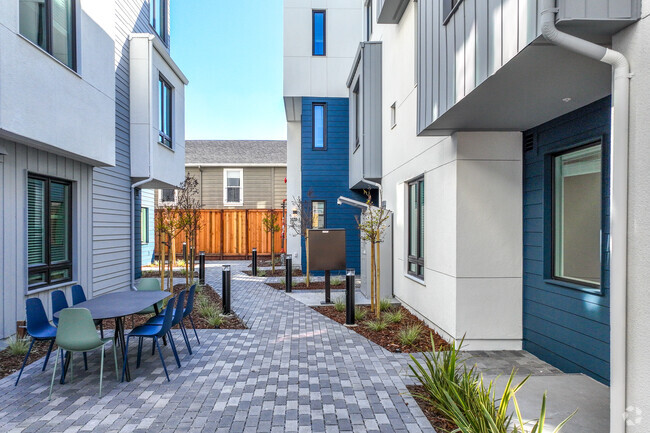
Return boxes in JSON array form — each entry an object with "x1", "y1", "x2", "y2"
[
  {"x1": 283, "y1": 1, "x2": 367, "y2": 273},
  {"x1": 1, "y1": 0, "x2": 187, "y2": 337}
]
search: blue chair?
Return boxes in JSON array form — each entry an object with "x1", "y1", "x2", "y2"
[
  {"x1": 183, "y1": 284, "x2": 200, "y2": 347},
  {"x1": 147, "y1": 286, "x2": 195, "y2": 354},
  {"x1": 122, "y1": 295, "x2": 179, "y2": 382},
  {"x1": 14, "y1": 298, "x2": 57, "y2": 386},
  {"x1": 51, "y1": 290, "x2": 89, "y2": 371},
  {"x1": 71, "y1": 285, "x2": 104, "y2": 338}
]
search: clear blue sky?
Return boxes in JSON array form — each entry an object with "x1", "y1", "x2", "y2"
[{"x1": 170, "y1": 0, "x2": 286, "y2": 140}]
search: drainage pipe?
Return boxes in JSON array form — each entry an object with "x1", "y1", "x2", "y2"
[{"x1": 540, "y1": 2, "x2": 630, "y2": 432}]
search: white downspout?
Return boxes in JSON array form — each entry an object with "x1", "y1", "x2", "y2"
[{"x1": 540, "y1": 2, "x2": 630, "y2": 432}]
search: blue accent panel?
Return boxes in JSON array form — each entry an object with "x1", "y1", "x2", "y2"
[
  {"x1": 523, "y1": 96, "x2": 611, "y2": 384},
  {"x1": 134, "y1": 189, "x2": 142, "y2": 280},
  {"x1": 301, "y1": 98, "x2": 366, "y2": 275}
]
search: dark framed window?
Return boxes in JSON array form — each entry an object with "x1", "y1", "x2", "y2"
[
  {"x1": 552, "y1": 142, "x2": 603, "y2": 288},
  {"x1": 159, "y1": 75, "x2": 173, "y2": 148},
  {"x1": 312, "y1": 103, "x2": 327, "y2": 150},
  {"x1": 19, "y1": 0, "x2": 76, "y2": 70},
  {"x1": 312, "y1": 200, "x2": 326, "y2": 229},
  {"x1": 161, "y1": 188, "x2": 175, "y2": 202},
  {"x1": 443, "y1": 0, "x2": 463, "y2": 25},
  {"x1": 28, "y1": 174, "x2": 73, "y2": 290},
  {"x1": 365, "y1": 0, "x2": 372, "y2": 41},
  {"x1": 312, "y1": 10, "x2": 326, "y2": 56},
  {"x1": 353, "y1": 81, "x2": 361, "y2": 151},
  {"x1": 141, "y1": 207, "x2": 149, "y2": 244},
  {"x1": 150, "y1": 0, "x2": 167, "y2": 43},
  {"x1": 408, "y1": 177, "x2": 424, "y2": 278}
]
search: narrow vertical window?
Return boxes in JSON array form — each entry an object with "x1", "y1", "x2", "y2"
[
  {"x1": 312, "y1": 201, "x2": 326, "y2": 229},
  {"x1": 353, "y1": 82, "x2": 361, "y2": 150},
  {"x1": 312, "y1": 103, "x2": 327, "y2": 150},
  {"x1": 408, "y1": 177, "x2": 424, "y2": 278},
  {"x1": 553, "y1": 143, "x2": 602, "y2": 287},
  {"x1": 312, "y1": 10, "x2": 326, "y2": 56},
  {"x1": 365, "y1": 1, "x2": 373, "y2": 41},
  {"x1": 28, "y1": 174, "x2": 73, "y2": 289},
  {"x1": 141, "y1": 207, "x2": 149, "y2": 244},
  {"x1": 150, "y1": 0, "x2": 167, "y2": 42},
  {"x1": 158, "y1": 75, "x2": 173, "y2": 148},
  {"x1": 390, "y1": 102, "x2": 397, "y2": 129},
  {"x1": 19, "y1": 0, "x2": 76, "y2": 70},
  {"x1": 224, "y1": 169, "x2": 244, "y2": 205}
]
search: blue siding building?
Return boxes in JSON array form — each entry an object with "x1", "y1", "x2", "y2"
[{"x1": 301, "y1": 97, "x2": 366, "y2": 274}]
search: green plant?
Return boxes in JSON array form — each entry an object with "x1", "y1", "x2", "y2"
[
  {"x1": 258, "y1": 270, "x2": 267, "y2": 277},
  {"x1": 197, "y1": 299, "x2": 216, "y2": 318},
  {"x1": 279, "y1": 278, "x2": 286, "y2": 286},
  {"x1": 398, "y1": 324, "x2": 422, "y2": 346},
  {"x1": 7, "y1": 336, "x2": 30, "y2": 356},
  {"x1": 207, "y1": 311, "x2": 224, "y2": 328},
  {"x1": 354, "y1": 307, "x2": 367, "y2": 321},
  {"x1": 334, "y1": 297, "x2": 345, "y2": 312},
  {"x1": 175, "y1": 259, "x2": 186, "y2": 267},
  {"x1": 331, "y1": 277, "x2": 343, "y2": 286},
  {"x1": 366, "y1": 319, "x2": 387, "y2": 332},
  {"x1": 384, "y1": 310, "x2": 403, "y2": 324},
  {"x1": 379, "y1": 298, "x2": 392, "y2": 312}
]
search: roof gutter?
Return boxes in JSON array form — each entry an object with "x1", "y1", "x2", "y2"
[{"x1": 540, "y1": 2, "x2": 630, "y2": 432}]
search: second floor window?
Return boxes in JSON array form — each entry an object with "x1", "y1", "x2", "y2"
[
  {"x1": 365, "y1": 1, "x2": 373, "y2": 41},
  {"x1": 160, "y1": 188, "x2": 175, "y2": 203},
  {"x1": 150, "y1": 0, "x2": 167, "y2": 43},
  {"x1": 313, "y1": 10, "x2": 326, "y2": 56},
  {"x1": 312, "y1": 201, "x2": 326, "y2": 229},
  {"x1": 159, "y1": 76, "x2": 172, "y2": 148},
  {"x1": 313, "y1": 103, "x2": 327, "y2": 150},
  {"x1": 353, "y1": 82, "x2": 361, "y2": 150},
  {"x1": 19, "y1": 0, "x2": 76, "y2": 70},
  {"x1": 224, "y1": 169, "x2": 243, "y2": 205}
]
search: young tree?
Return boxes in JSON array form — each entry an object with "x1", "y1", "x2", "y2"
[
  {"x1": 176, "y1": 173, "x2": 202, "y2": 285},
  {"x1": 288, "y1": 194, "x2": 313, "y2": 286},
  {"x1": 262, "y1": 211, "x2": 282, "y2": 273},
  {"x1": 357, "y1": 190, "x2": 391, "y2": 318},
  {"x1": 155, "y1": 200, "x2": 185, "y2": 292}
]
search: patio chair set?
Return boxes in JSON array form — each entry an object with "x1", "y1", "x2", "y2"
[{"x1": 13, "y1": 280, "x2": 201, "y2": 400}]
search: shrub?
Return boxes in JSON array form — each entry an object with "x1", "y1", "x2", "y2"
[
  {"x1": 366, "y1": 320, "x2": 387, "y2": 332},
  {"x1": 334, "y1": 297, "x2": 345, "y2": 312},
  {"x1": 331, "y1": 277, "x2": 343, "y2": 286},
  {"x1": 379, "y1": 298, "x2": 393, "y2": 312},
  {"x1": 7, "y1": 337, "x2": 30, "y2": 356},
  {"x1": 207, "y1": 311, "x2": 224, "y2": 328},
  {"x1": 384, "y1": 310, "x2": 403, "y2": 324},
  {"x1": 258, "y1": 270, "x2": 267, "y2": 277},
  {"x1": 279, "y1": 278, "x2": 285, "y2": 286},
  {"x1": 176, "y1": 259, "x2": 186, "y2": 268},
  {"x1": 354, "y1": 307, "x2": 367, "y2": 321},
  {"x1": 198, "y1": 300, "x2": 217, "y2": 318},
  {"x1": 398, "y1": 324, "x2": 423, "y2": 346}
]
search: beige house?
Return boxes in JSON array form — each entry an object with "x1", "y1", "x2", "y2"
[{"x1": 159, "y1": 140, "x2": 287, "y2": 209}]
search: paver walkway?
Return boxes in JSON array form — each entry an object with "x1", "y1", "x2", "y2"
[{"x1": 0, "y1": 262, "x2": 559, "y2": 433}]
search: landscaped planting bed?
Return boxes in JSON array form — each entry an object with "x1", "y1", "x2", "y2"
[
  {"x1": 241, "y1": 269, "x2": 303, "y2": 277},
  {"x1": 311, "y1": 304, "x2": 449, "y2": 353},
  {"x1": 266, "y1": 280, "x2": 345, "y2": 291},
  {"x1": 407, "y1": 385, "x2": 459, "y2": 432},
  {"x1": 0, "y1": 340, "x2": 57, "y2": 381}
]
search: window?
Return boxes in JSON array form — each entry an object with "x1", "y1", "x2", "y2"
[
  {"x1": 443, "y1": 0, "x2": 463, "y2": 24},
  {"x1": 28, "y1": 174, "x2": 72, "y2": 289},
  {"x1": 312, "y1": 201, "x2": 326, "y2": 229},
  {"x1": 313, "y1": 10, "x2": 326, "y2": 56},
  {"x1": 553, "y1": 143, "x2": 602, "y2": 287},
  {"x1": 390, "y1": 102, "x2": 397, "y2": 129},
  {"x1": 312, "y1": 103, "x2": 327, "y2": 150},
  {"x1": 141, "y1": 207, "x2": 149, "y2": 244},
  {"x1": 19, "y1": 0, "x2": 76, "y2": 70},
  {"x1": 353, "y1": 82, "x2": 361, "y2": 151},
  {"x1": 365, "y1": 1, "x2": 373, "y2": 41},
  {"x1": 150, "y1": 0, "x2": 167, "y2": 42},
  {"x1": 224, "y1": 169, "x2": 243, "y2": 205},
  {"x1": 158, "y1": 75, "x2": 173, "y2": 148},
  {"x1": 408, "y1": 177, "x2": 424, "y2": 278},
  {"x1": 160, "y1": 189, "x2": 175, "y2": 203}
]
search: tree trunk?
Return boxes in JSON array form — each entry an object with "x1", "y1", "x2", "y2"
[
  {"x1": 370, "y1": 241, "x2": 375, "y2": 313},
  {"x1": 167, "y1": 234, "x2": 174, "y2": 292},
  {"x1": 305, "y1": 233, "x2": 310, "y2": 287},
  {"x1": 159, "y1": 236, "x2": 165, "y2": 292},
  {"x1": 375, "y1": 241, "x2": 381, "y2": 318},
  {"x1": 185, "y1": 234, "x2": 189, "y2": 286},
  {"x1": 271, "y1": 231, "x2": 275, "y2": 273}
]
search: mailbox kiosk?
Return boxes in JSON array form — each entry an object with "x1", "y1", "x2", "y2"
[{"x1": 308, "y1": 229, "x2": 346, "y2": 303}]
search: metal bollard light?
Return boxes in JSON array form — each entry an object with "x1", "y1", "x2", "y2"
[
  {"x1": 222, "y1": 265, "x2": 231, "y2": 315},
  {"x1": 252, "y1": 248, "x2": 258, "y2": 276},
  {"x1": 345, "y1": 268, "x2": 356, "y2": 326},
  {"x1": 199, "y1": 251, "x2": 206, "y2": 285},
  {"x1": 285, "y1": 255, "x2": 292, "y2": 293}
]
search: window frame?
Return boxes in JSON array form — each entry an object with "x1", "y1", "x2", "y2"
[
  {"x1": 312, "y1": 10, "x2": 326, "y2": 56},
  {"x1": 141, "y1": 207, "x2": 149, "y2": 245},
  {"x1": 443, "y1": 0, "x2": 464, "y2": 25},
  {"x1": 390, "y1": 102, "x2": 397, "y2": 129},
  {"x1": 550, "y1": 140, "x2": 604, "y2": 290},
  {"x1": 159, "y1": 188, "x2": 176, "y2": 205},
  {"x1": 27, "y1": 173, "x2": 73, "y2": 291},
  {"x1": 19, "y1": 0, "x2": 77, "y2": 71},
  {"x1": 223, "y1": 168, "x2": 244, "y2": 206},
  {"x1": 353, "y1": 81, "x2": 361, "y2": 152},
  {"x1": 158, "y1": 75, "x2": 173, "y2": 149},
  {"x1": 311, "y1": 200, "x2": 327, "y2": 229},
  {"x1": 312, "y1": 103, "x2": 328, "y2": 151},
  {"x1": 150, "y1": 0, "x2": 168, "y2": 44},
  {"x1": 407, "y1": 176, "x2": 425, "y2": 279}
]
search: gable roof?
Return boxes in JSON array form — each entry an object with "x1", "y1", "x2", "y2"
[{"x1": 185, "y1": 140, "x2": 287, "y2": 166}]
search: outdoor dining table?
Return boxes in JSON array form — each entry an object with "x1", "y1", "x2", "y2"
[{"x1": 53, "y1": 290, "x2": 171, "y2": 382}]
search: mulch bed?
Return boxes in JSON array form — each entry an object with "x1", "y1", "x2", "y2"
[
  {"x1": 141, "y1": 270, "x2": 196, "y2": 279},
  {"x1": 242, "y1": 269, "x2": 303, "y2": 277},
  {"x1": 247, "y1": 258, "x2": 283, "y2": 268},
  {"x1": 406, "y1": 385, "x2": 458, "y2": 432},
  {"x1": 311, "y1": 305, "x2": 449, "y2": 353},
  {"x1": 0, "y1": 340, "x2": 57, "y2": 381},
  {"x1": 266, "y1": 281, "x2": 346, "y2": 291}
]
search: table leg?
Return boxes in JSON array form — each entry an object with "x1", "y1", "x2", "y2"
[
  {"x1": 153, "y1": 303, "x2": 167, "y2": 346},
  {"x1": 116, "y1": 317, "x2": 131, "y2": 382}
]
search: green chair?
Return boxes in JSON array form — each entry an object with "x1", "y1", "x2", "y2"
[
  {"x1": 135, "y1": 278, "x2": 163, "y2": 315},
  {"x1": 49, "y1": 308, "x2": 118, "y2": 400}
]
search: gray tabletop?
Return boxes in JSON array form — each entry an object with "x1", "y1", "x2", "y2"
[{"x1": 53, "y1": 291, "x2": 171, "y2": 320}]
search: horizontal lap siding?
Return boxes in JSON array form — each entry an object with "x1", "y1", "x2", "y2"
[
  {"x1": 301, "y1": 98, "x2": 365, "y2": 274},
  {"x1": 522, "y1": 97, "x2": 611, "y2": 384}
]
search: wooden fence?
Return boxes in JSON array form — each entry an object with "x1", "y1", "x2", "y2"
[{"x1": 154, "y1": 209, "x2": 284, "y2": 259}]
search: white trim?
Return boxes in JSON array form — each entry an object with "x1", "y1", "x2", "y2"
[
  {"x1": 186, "y1": 163, "x2": 286, "y2": 168},
  {"x1": 223, "y1": 168, "x2": 244, "y2": 206}
]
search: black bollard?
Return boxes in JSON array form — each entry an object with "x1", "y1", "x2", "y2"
[
  {"x1": 199, "y1": 251, "x2": 206, "y2": 285},
  {"x1": 252, "y1": 248, "x2": 258, "y2": 276},
  {"x1": 182, "y1": 242, "x2": 187, "y2": 263},
  {"x1": 324, "y1": 270, "x2": 331, "y2": 304},
  {"x1": 222, "y1": 265, "x2": 231, "y2": 315},
  {"x1": 345, "y1": 268, "x2": 356, "y2": 326},
  {"x1": 285, "y1": 255, "x2": 292, "y2": 293}
]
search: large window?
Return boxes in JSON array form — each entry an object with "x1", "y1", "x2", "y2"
[
  {"x1": 150, "y1": 0, "x2": 167, "y2": 43},
  {"x1": 312, "y1": 201, "x2": 326, "y2": 229},
  {"x1": 158, "y1": 75, "x2": 173, "y2": 148},
  {"x1": 312, "y1": 103, "x2": 327, "y2": 150},
  {"x1": 408, "y1": 177, "x2": 424, "y2": 278},
  {"x1": 141, "y1": 207, "x2": 149, "y2": 244},
  {"x1": 28, "y1": 174, "x2": 73, "y2": 290},
  {"x1": 553, "y1": 143, "x2": 602, "y2": 287},
  {"x1": 313, "y1": 10, "x2": 326, "y2": 56},
  {"x1": 224, "y1": 169, "x2": 243, "y2": 205},
  {"x1": 19, "y1": 0, "x2": 76, "y2": 70}
]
